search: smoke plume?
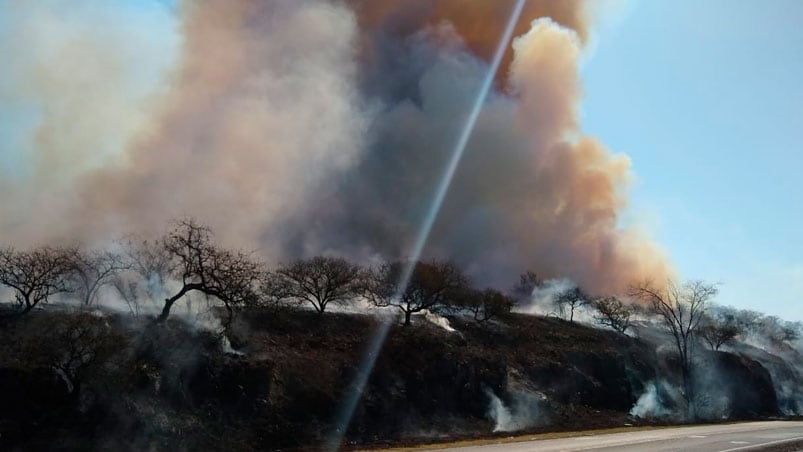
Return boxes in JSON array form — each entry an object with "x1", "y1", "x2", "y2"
[
  {"x1": 630, "y1": 380, "x2": 679, "y2": 420},
  {"x1": 485, "y1": 388, "x2": 544, "y2": 432},
  {"x1": 0, "y1": 0, "x2": 671, "y2": 294}
]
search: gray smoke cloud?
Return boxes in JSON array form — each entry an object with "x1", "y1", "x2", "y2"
[
  {"x1": 281, "y1": 17, "x2": 671, "y2": 293},
  {"x1": 1, "y1": 0, "x2": 371, "y2": 253},
  {"x1": 0, "y1": 1, "x2": 672, "y2": 295}
]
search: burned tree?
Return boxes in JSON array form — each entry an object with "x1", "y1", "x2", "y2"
[
  {"x1": 119, "y1": 236, "x2": 173, "y2": 302},
  {"x1": 555, "y1": 286, "x2": 589, "y2": 323},
  {"x1": 18, "y1": 312, "x2": 121, "y2": 397},
  {"x1": 512, "y1": 270, "x2": 541, "y2": 304},
  {"x1": 250, "y1": 271, "x2": 294, "y2": 312},
  {"x1": 461, "y1": 288, "x2": 514, "y2": 324},
  {"x1": 113, "y1": 236, "x2": 175, "y2": 316},
  {"x1": 592, "y1": 296, "x2": 632, "y2": 334},
  {"x1": 275, "y1": 256, "x2": 363, "y2": 313},
  {"x1": 0, "y1": 246, "x2": 76, "y2": 314},
  {"x1": 158, "y1": 219, "x2": 261, "y2": 326},
  {"x1": 756, "y1": 315, "x2": 801, "y2": 349},
  {"x1": 699, "y1": 312, "x2": 742, "y2": 351},
  {"x1": 70, "y1": 249, "x2": 129, "y2": 306},
  {"x1": 365, "y1": 260, "x2": 468, "y2": 326},
  {"x1": 631, "y1": 280, "x2": 718, "y2": 419}
]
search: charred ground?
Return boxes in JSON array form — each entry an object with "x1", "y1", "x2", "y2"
[{"x1": 0, "y1": 306, "x2": 795, "y2": 451}]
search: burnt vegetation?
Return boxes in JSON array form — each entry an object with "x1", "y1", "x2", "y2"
[
  {"x1": 0, "y1": 245, "x2": 77, "y2": 314},
  {"x1": 275, "y1": 256, "x2": 363, "y2": 314},
  {"x1": 1, "y1": 219, "x2": 802, "y2": 450},
  {"x1": 363, "y1": 260, "x2": 469, "y2": 326}
]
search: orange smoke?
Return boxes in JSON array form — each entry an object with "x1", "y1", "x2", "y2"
[
  {"x1": 507, "y1": 18, "x2": 673, "y2": 293},
  {"x1": 347, "y1": 0, "x2": 587, "y2": 78}
]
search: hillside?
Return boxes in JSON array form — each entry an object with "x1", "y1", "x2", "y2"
[{"x1": 0, "y1": 307, "x2": 795, "y2": 451}]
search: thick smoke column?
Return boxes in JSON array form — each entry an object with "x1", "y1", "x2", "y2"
[
  {"x1": 78, "y1": 0, "x2": 370, "y2": 255},
  {"x1": 1, "y1": 0, "x2": 370, "y2": 252},
  {"x1": 0, "y1": 0, "x2": 671, "y2": 294},
  {"x1": 283, "y1": 14, "x2": 672, "y2": 293}
]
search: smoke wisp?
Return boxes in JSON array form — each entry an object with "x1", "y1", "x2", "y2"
[
  {"x1": 629, "y1": 380, "x2": 678, "y2": 420},
  {"x1": 485, "y1": 388, "x2": 544, "y2": 432}
]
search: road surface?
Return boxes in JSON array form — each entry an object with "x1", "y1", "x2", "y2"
[{"x1": 441, "y1": 421, "x2": 803, "y2": 452}]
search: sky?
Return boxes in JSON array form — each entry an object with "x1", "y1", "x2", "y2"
[{"x1": 581, "y1": 0, "x2": 803, "y2": 320}]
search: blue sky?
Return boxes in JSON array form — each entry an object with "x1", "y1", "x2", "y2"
[{"x1": 581, "y1": 0, "x2": 803, "y2": 320}]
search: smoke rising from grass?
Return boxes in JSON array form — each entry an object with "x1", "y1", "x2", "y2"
[
  {"x1": 485, "y1": 388, "x2": 544, "y2": 432},
  {"x1": 630, "y1": 380, "x2": 676, "y2": 419},
  {"x1": 514, "y1": 278, "x2": 575, "y2": 317}
]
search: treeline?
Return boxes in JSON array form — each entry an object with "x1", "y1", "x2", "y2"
[
  {"x1": 0, "y1": 219, "x2": 508, "y2": 327},
  {"x1": 0, "y1": 218, "x2": 650, "y2": 333},
  {"x1": 2, "y1": 219, "x2": 800, "y2": 345}
]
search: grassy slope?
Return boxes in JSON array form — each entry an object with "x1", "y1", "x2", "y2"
[{"x1": 0, "y1": 306, "x2": 786, "y2": 451}]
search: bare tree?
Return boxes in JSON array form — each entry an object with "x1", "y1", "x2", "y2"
[
  {"x1": 110, "y1": 236, "x2": 176, "y2": 316},
  {"x1": 17, "y1": 312, "x2": 120, "y2": 397},
  {"x1": 249, "y1": 271, "x2": 294, "y2": 313},
  {"x1": 555, "y1": 286, "x2": 589, "y2": 323},
  {"x1": 70, "y1": 249, "x2": 129, "y2": 306},
  {"x1": 158, "y1": 219, "x2": 261, "y2": 327},
  {"x1": 756, "y1": 315, "x2": 801, "y2": 349},
  {"x1": 631, "y1": 280, "x2": 718, "y2": 419},
  {"x1": 461, "y1": 288, "x2": 513, "y2": 324},
  {"x1": 365, "y1": 260, "x2": 468, "y2": 326},
  {"x1": 275, "y1": 256, "x2": 363, "y2": 313},
  {"x1": 592, "y1": 296, "x2": 632, "y2": 334},
  {"x1": 0, "y1": 246, "x2": 77, "y2": 314},
  {"x1": 512, "y1": 270, "x2": 540, "y2": 304},
  {"x1": 115, "y1": 236, "x2": 175, "y2": 302},
  {"x1": 112, "y1": 277, "x2": 143, "y2": 317},
  {"x1": 698, "y1": 312, "x2": 742, "y2": 351}
]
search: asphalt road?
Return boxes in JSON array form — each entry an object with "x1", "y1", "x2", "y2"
[{"x1": 441, "y1": 421, "x2": 803, "y2": 452}]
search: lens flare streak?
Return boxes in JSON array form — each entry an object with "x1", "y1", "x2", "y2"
[{"x1": 325, "y1": 1, "x2": 526, "y2": 450}]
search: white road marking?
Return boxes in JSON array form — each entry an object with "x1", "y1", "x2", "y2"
[
  {"x1": 688, "y1": 435, "x2": 708, "y2": 438},
  {"x1": 719, "y1": 436, "x2": 803, "y2": 452}
]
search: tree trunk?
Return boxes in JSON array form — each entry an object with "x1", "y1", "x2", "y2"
[
  {"x1": 21, "y1": 297, "x2": 34, "y2": 314},
  {"x1": 84, "y1": 280, "x2": 100, "y2": 306},
  {"x1": 156, "y1": 298, "x2": 176, "y2": 323},
  {"x1": 403, "y1": 310, "x2": 412, "y2": 326},
  {"x1": 682, "y1": 366, "x2": 695, "y2": 421},
  {"x1": 222, "y1": 303, "x2": 235, "y2": 337},
  {"x1": 157, "y1": 284, "x2": 197, "y2": 323}
]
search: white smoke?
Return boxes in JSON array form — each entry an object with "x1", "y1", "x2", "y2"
[
  {"x1": 630, "y1": 380, "x2": 677, "y2": 419},
  {"x1": 514, "y1": 278, "x2": 574, "y2": 317},
  {"x1": 422, "y1": 309, "x2": 456, "y2": 332},
  {"x1": 485, "y1": 388, "x2": 544, "y2": 432}
]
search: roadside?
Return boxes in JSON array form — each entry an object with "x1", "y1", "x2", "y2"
[
  {"x1": 355, "y1": 424, "x2": 678, "y2": 451},
  {"x1": 753, "y1": 439, "x2": 803, "y2": 452},
  {"x1": 356, "y1": 421, "x2": 803, "y2": 452}
]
